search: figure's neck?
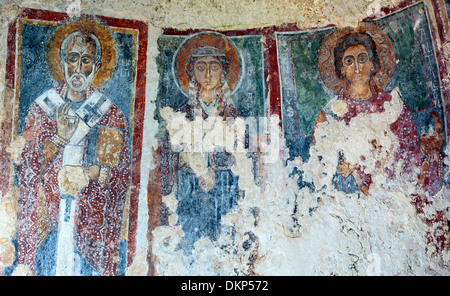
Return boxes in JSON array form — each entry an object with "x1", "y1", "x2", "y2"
[
  {"x1": 200, "y1": 89, "x2": 215, "y2": 104},
  {"x1": 345, "y1": 81, "x2": 373, "y2": 101},
  {"x1": 66, "y1": 88, "x2": 87, "y2": 102}
]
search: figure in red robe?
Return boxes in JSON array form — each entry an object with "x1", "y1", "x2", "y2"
[
  {"x1": 313, "y1": 32, "x2": 443, "y2": 197},
  {"x1": 16, "y1": 28, "x2": 130, "y2": 276}
]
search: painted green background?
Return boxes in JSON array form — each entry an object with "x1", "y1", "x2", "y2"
[
  {"x1": 279, "y1": 1, "x2": 445, "y2": 160},
  {"x1": 156, "y1": 34, "x2": 266, "y2": 120}
]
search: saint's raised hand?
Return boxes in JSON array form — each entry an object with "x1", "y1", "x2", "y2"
[{"x1": 55, "y1": 101, "x2": 79, "y2": 141}]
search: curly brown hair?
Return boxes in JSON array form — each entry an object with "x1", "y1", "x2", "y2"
[{"x1": 334, "y1": 32, "x2": 380, "y2": 79}]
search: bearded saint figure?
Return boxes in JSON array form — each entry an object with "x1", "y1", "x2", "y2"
[{"x1": 15, "y1": 22, "x2": 130, "y2": 276}]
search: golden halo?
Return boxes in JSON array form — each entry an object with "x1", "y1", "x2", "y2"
[
  {"x1": 174, "y1": 32, "x2": 242, "y2": 96},
  {"x1": 46, "y1": 17, "x2": 117, "y2": 88},
  {"x1": 318, "y1": 22, "x2": 396, "y2": 95}
]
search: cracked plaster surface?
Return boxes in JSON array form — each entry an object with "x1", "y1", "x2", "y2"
[{"x1": 0, "y1": 0, "x2": 449, "y2": 276}]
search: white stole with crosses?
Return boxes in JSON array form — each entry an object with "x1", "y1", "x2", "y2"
[
  {"x1": 35, "y1": 87, "x2": 112, "y2": 275},
  {"x1": 36, "y1": 88, "x2": 112, "y2": 166}
]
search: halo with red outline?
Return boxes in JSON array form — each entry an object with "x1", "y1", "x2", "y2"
[
  {"x1": 173, "y1": 31, "x2": 243, "y2": 97},
  {"x1": 318, "y1": 22, "x2": 396, "y2": 95},
  {"x1": 46, "y1": 17, "x2": 117, "y2": 88}
]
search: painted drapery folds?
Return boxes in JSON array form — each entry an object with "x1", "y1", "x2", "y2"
[
  {"x1": 276, "y1": 1, "x2": 449, "y2": 270},
  {"x1": 155, "y1": 31, "x2": 267, "y2": 254},
  {"x1": 0, "y1": 10, "x2": 147, "y2": 275},
  {"x1": 0, "y1": 0, "x2": 449, "y2": 276}
]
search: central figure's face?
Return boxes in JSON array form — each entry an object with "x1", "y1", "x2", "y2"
[
  {"x1": 341, "y1": 44, "x2": 373, "y2": 86},
  {"x1": 193, "y1": 56, "x2": 222, "y2": 94},
  {"x1": 63, "y1": 35, "x2": 97, "y2": 93}
]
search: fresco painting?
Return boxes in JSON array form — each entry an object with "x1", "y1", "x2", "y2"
[
  {"x1": 154, "y1": 31, "x2": 268, "y2": 254},
  {"x1": 278, "y1": 2, "x2": 447, "y2": 196},
  {"x1": 0, "y1": 0, "x2": 449, "y2": 276},
  {"x1": 277, "y1": 1, "x2": 449, "y2": 261},
  {"x1": 0, "y1": 10, "x2": 147, "y2": 276}
]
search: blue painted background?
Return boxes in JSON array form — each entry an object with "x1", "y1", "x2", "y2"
[{"x1": 18, "y1": 22, "x2": 135, "y2": 135}]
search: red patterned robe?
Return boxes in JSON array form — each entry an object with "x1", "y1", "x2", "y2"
[{"x1": 17, "y1": 81, "x2": 131, "y2": 275}]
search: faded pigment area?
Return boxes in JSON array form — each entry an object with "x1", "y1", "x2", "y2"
[{"x1": 0, "y1": 0, "x2": 449, "y2": 276}]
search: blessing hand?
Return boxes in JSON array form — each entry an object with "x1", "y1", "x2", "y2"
[{"x1": 56, "y1": 101, "x2": 79, "y2": 141}]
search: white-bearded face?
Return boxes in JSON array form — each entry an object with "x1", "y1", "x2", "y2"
[
  {"x1": 64, "y1": 61, "x2": 96, "y2": 92},
  {"x1": 61, "y1": 33, "x2": 99, "y2": 93}
]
